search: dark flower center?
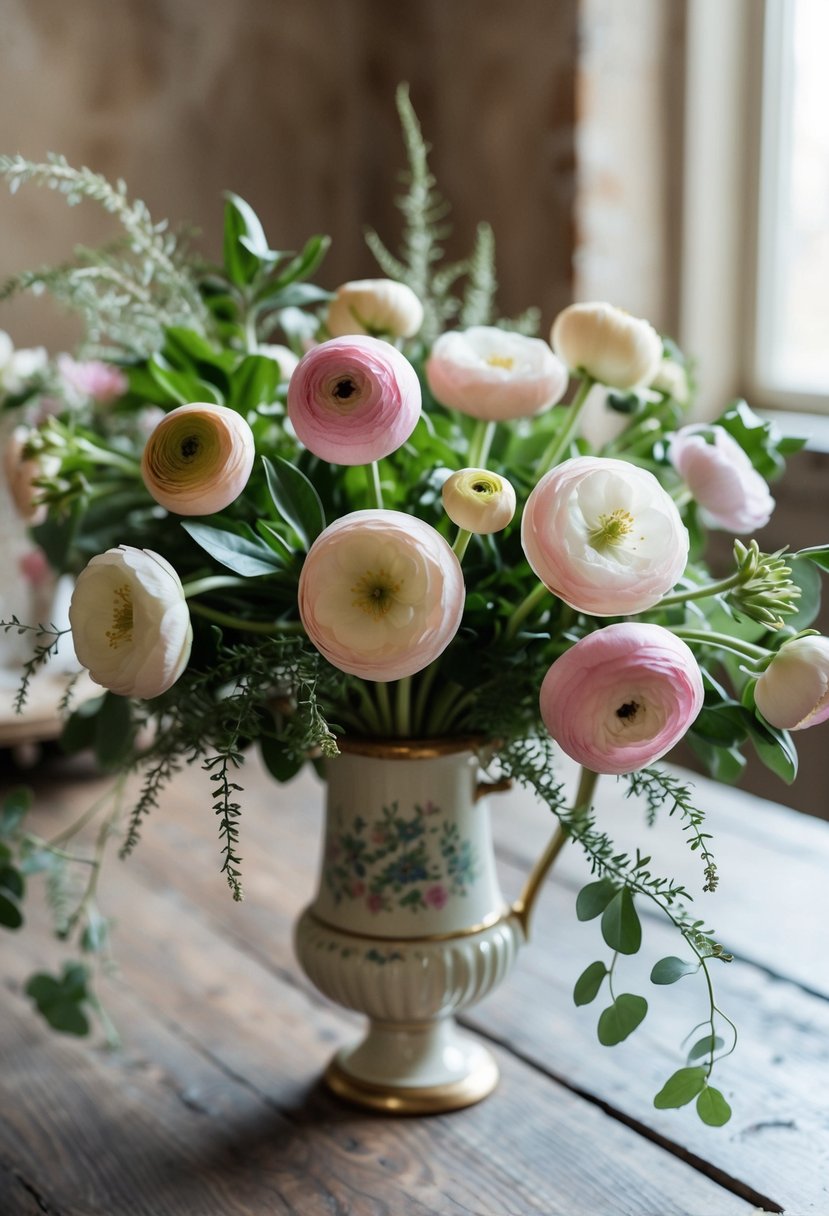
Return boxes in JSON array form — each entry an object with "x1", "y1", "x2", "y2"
[
  {"x1": 180, "y1": 435, "x2": 200, "y2": 459},
  {"x1": 333, "y1": 377, "x2": 357, "y2": 400},
  {"x1": 616, "y1": 700, "x2": 640, "y2": 721}
]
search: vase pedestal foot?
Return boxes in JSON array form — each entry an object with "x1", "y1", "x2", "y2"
[{"x1": 323, "y1": 1017, "x2": 499, "y2": 1114}]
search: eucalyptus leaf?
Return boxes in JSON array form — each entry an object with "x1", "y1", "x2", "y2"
[
  {"x1": 687, "y1": 1034, "x2": 724, "y2": 1062},
  {"x1": 601, "y1": 888, "x2": 642, "y2": 955},
  {"x1": 696, "y1": 1085, "x2": 732, "y2": 1126},
  {"x1": 0, "y1": 889, "x2": 23, "y2": 929},
  {"x1": 597, "y1": 994, "x2": 648, "y2": 1046},
  {"x1": 653, "y1": 1066, "x2": 707, "y2": 1109},
  {"x1": 573, "y1": 960, "x2": 607, "y2": 1007},
  {"x1": 94, "y1": 692, "x2": 135, "y2": 769},
  {"x1": 650, "y1": 956, "x2": 698, "y2": 985},
  {"x1": 259, "y1": 735, "x2": 304, "y2": 784},
  {"x1": 575, "y1": 877, "x2": 618, "y2": 922}
]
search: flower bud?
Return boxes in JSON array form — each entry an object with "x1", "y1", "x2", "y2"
[
  {"x1": 551, "y1": 303, "x2": 662, "y2": 390},
  {"x1": 754, "y1": 635, "x2": 829, "y2": 731},
  {"x1": 326, "y1": 279, "x2": 424, "y2": 340},
  {"x1": 441, "y1": 468, "x2": 516, "y2": 534},
  {"x1": 141, "y1": 402, "x2": 255, "y2": 516},
  {"x1": 3, "y1": 425, "x2": 60, "y2": 524}
]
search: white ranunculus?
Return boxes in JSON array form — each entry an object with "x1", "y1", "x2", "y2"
[
  {"x1": 68, "y1": 546, "x2": 193, "y2": 698},
  {"x1": 551, "y1": 303, "x2": 662, "y2": 390},
  {"x1": 425, "y1": 326, "x2": 568, "y2": 421},
  {"x1": 754, "y1": 635, "x2": 829, "y2": 731},
  {"x1": 326, "y1": 279, "x2": 424, "y2": 340}
]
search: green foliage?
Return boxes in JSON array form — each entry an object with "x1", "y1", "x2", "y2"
[
  {"x1": 597, "y1": 994, "x2": 648, "y2": 1045},
  {"x1": 650, "y1": 956, "x2": 698, "y2": 985},
  {"x1": 573, "y1": 961, "x2": 607, "y2": 1006},
  {"x1": 262, "y1": 454, "x2": 326, "y2": 549},
  {"x1": 26, "y1": 964, "x2": 91, "y2": 1036},
  {"x1": 696, "y1": 1086, "x2": 732, "y2": 1126},
  {"x1": 576, "y1": 877, "x2": 618, "y2": 921},
  {"x1": 653, "y1": 1067, "x2": 708, "y2": 1109},
  {"x1": 600, "y1": 889, "x2": 642, "y2": 955},
  {"x1": 717, "y1": 399, "x2": 807, "y2": 480}
]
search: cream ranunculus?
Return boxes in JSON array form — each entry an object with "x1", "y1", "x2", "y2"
[
  {"x1": 141, "y1": 402, "x2": 255, "y2": 515},
  {"x1": 754, "y1": 635, "x2": 829, "y2": 731},
  {"x1": 441, "y1": 468, "x2": 516, "y2": 534},
  {"x1": 426, "y1": 326, "x2": 568, "y2": 421},
  {"x1": 521, "y1": 455, "x2": 689, "y2": 616},
  {"x1": 326, "y1": 279, "x2": 424, "y2": 340},
  {"x1": 68, "y1": 546, "x2": 193, "y2": 698},
  {"x1": 298, "y1": 510, "x2": 465, "y2": 682},
  {"x1": 551, "y1": 303, "x2": 662, "y2": 390}
]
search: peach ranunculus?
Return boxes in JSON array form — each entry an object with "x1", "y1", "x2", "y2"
[
  {"x1": 441, "y1": 468, "x2": 516, "y2": 534},
  {"x1": 298, "y1": 509, "x2": 465, "y2": 682},
  {"x1": 521, "y1": 455, "x2": 689, "y2": 616},
  {"x1": 3, "y1": 425, "x2": 60, "y2": 524},
  {"x1": 668, "y1": 425, "x2": 775, "y2": 534},
  {"x1": 326, "y1": 279, "x2": 424, "y2": 340},
  {"x1": 540, "y1": 622, "x2": 704, "y2": 775},
  {"x1": 68, "y1": 546, "x2": 193, "y2": 698},
  {"x1": 551, "y1": 303, "x2": 662, "y2": 390},
  {"x1": 425, "y1": 326, "x2": 568, "y2": 422},
  {"x1": 141, "y1": 402, "x2": 255, "y2": 516},
  {"x1": 57, "y1": 354, "x2": 128, "y2": 404},
  {"x1": 287, "y1": 336, "x2": 421, "y2": 465},
  {"x1": 754, "y1": 635, "x2": 829, "y2": 731}
]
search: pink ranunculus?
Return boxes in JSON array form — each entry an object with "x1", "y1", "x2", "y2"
[
  {"x1": 3, "y1": 425, "x2": 60, "y2": 525},
  {"x1": 426, "y1": 326, "x2": 568, "y2": 422},
  {"x1": 425, "y1": 884, "x2": 448, "y2": 910},
  {"x1": 668, "y1": 425, "x2": 775, "y2": 534},
  {"x1": 298, "y1": 509, "x2": 465, "y2": 683},
  {"x1": 18, "y1": 548, "x2": 52, "y2": 588},
  {"x1": 57, "y1": 354, "x2": 128, "y2": 404},
  {"x1": 287, "y1": 336, "x2": 421, "y2": 465},
  {"x1": 521, "y1": 455, "x2": 689, "y2": 616},
  {"x1": 754, "y1": 635, "x2": 829, "y2": 731},
  {"x1": 540, "y1": 623, "x2": 704, "y2": 775}
]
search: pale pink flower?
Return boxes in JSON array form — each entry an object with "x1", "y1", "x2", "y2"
[
  {"x1": 521, "y1": 456, "x2": 688, "y2": 616},
  {"x1": 540, "y1": 623, "x2": 704, "y2": 775},
  {"x1": 298, "y1": 509, "x2": 465, "y2": 683},
  {"x1": 57, "y1": 354, "x2": 128, "y2": 404},
  {"x1": 426, "y1": 327, "x2": 567, "y2": 421},
  {"x1": 668, "y1": 425, "x2": 775, "y2": 533},
  {"x1": 327, "y1": 279, "x2": 424, "y2": 340},
  {"x1": 68, "y1": 546, "x2": 193, "y2": 698},
  {"x1": 754, "y1": 635, "x2": 829, "y2": 731},
  {"x1": 287, "y1": 336, "x2": 421, "y2": 465},
  {"x1": 18, "y1": 548, "x2": 52, "y2": 588},
  {"x1": 366, "y1": 893, "x2": 384, "y2": 914},
  {"x1": 3, "y1": 425, "x2": 60, "y2": 524},
  {"x1": 141, "y1": 402, "x2": 255, "y2": 516},
  {"x1": 551, "y1": 303, "x2": 663, "y2": 390},
  {"x1": 425, "y1": 884, "x2": 448, "y2": 910},
  {"x1": 441, "y1": 468, "x2": 516, "y2": 534}
]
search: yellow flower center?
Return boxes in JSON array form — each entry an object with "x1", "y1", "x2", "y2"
[
  {"x1": 105, "y1": 584, "x2": 134, "y2": 649},
  {"x1": 351, "y1": 569, "x2": 402, "y2": 618},
  {"x1": 486, "y1": 355, "x2": 515, "y2": 370},
  {"x1": 590, "y1": 508, "x2": 636, "y2": 551}
]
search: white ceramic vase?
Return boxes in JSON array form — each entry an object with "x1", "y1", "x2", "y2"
[{"x1": 294, "y1": 737, "x2": 545, "y2": 1114}]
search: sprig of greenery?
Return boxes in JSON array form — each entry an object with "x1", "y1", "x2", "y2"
[
  {"x1": 624, "y1": 767, "x2": 718, "y2": 892},
  {"x1": 0, "y1": 618, "x2": 70, "y2": 713}
]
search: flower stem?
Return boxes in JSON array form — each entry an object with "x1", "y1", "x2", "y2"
[
  {"x1": 412, "y1": 663, "x2": 439, "y2": 734},
  {"x1": 468, "y1": 419, "x2": 496, "y2": 468},
  {"x1": 74, "y1": 438, "x2": 142, "y2": 476},
  {"x1": 535, "y1": 375, "x2": 595, "y2": 476},
  {"x1": 188, "y1": 601, "x2": 304, "y2": 635},
  {"x1": 366, "y1": 461, "x2": 384, "y2": 509},
  {"x1": 181, "y1": 575, "x2": 250, "y2": 599},
  {"x1": 504, "y1": 581, "x2": 551, "y2": 641},
  {"x1": 375, "y1": 681, "x2": 394, "y2": 735},
  {"x1": 671, "y1": 627, "x2": 771, "y2": 663},
  {"x1": 395, "y1": 676, "x2": 412, "y2": 736},
  {"x1": 452, "y1": 528, "x2": 472, "y2": 561},
  {"x1": 657, "y1": 571, "x2": 746, "y2": 609}
]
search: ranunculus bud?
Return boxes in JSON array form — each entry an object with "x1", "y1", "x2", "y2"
[
  {"x1": 521, "y1": 455, "x2": 689, "y2": 616},
  {"x1": 287, "y1": 336, "x2": 421, "y2": 465},
  {"x1": 754, "y1": 635, "x2": 829, "y2": 731},
  {"x1": 298, "y1": 509, "x2": 465, "y2": 682},
  {"x1": 3, "y1": 425, "x2": 60, "y2": 524},
  {"x1": 551, "y1": 303, "x2": 662, "y2": 390},
  {"x1": 68, "y1": 546, "x2": 193, "y2": 698},
  {"x1": 141, "y1": 402, "x2": 255, "y2": 516},
  {"x1": 650, "y1": 357, "x2": 690, "y2": 405},
  {"x1": 441, "y1": 468, "x2": 516, "y2": 534},
  {"x1": 668, "y1": 425, "x2": 774, "y2": 534},
  {"x1": 326, "y1": 279, "x2": 424, "y2": 340},
  {"x1": 426, "y1": 327, "x2": 567, "y2": 421},
  {"x1": 540, "y1": 623, "x2": 704, "y2": 774}
]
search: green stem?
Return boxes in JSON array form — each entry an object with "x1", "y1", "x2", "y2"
[
  {"x1": 468, "y1": 419, "x2": 496, "y2": 468},
  {"x1": 535, "y1": 375, "x2": 594, "y2": 475},
  {"x1": 452, "y1": 528, "x2": 472, "y2": 561},
  {"x1": 366, "y1": 461, "x2": 384, "y2": 509},
  {"x1": 657, "y1": 571, "x2": 746, "y2": 610},
  {"x1": 181, "y1": 575, "x2": 250, "y2": 599},
  {"x1": 412, "y1": 664, "x2": 440, "y2": 735},
  {"x1": 74, "y1": 438, "x2": 142, "y2": 476},
  {"x1": 375, "y1": 682, "x2": 394, "y2": 735},
  {"x1": 395, "y1": 676, "x2": 412, "y2": 736},
  {"x1": 188, "y1": 601, "x2": 304, "y2": 635},
  {"x1": 350, "y1": 680, "x2": 384, "y2": 736},
  {"x1": 504, "y1": 581, "x2": 551, "y2": 641},
  {"x1": 423, "y1": 680, "x2": 465, "y2": 735},
  {"x1": 671, "y1": 628, "x2": 771, "y2": 663}
]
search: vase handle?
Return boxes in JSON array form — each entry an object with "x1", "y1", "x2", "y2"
[{"x1": 473, "y1": 776, "x2": 513, "y2": 802}]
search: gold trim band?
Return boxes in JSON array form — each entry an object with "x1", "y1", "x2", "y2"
[
  {"x1": 325, "y1": 1053, "x2": 499, "y2": 1114},
  {"x1": 305, "y1": 905, "x2": 516, "y2": 944},
  {"x1": 334, "y1": 735, "x2": 490, "y2": 760}
]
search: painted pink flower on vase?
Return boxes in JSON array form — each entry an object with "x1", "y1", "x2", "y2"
[
  {"x1": 366, "y1": 893, "x2": 384, "y2": 914},
  {"x1": 540, "y1": 623, "x2": 704, "y2": 775},
  {"x1": 521, "y1": 456, "x2": 689, "y2": 616},
  {"x1": 668, "y1": 425, "x2": 775, "y2": 533},
  {"x1": 287, "y1": 335, "x2": 421, "y2": 464},
  {"x1": 298, "y1": 509, "x2": 465, "y2": 682},
  {"x1": 425, "y1": 884, "x2": 449, "y2": 910},
  {"x1": 58, "y1": 355, "x2": 128, "y2": 404}
]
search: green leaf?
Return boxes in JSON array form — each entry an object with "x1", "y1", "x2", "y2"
[
  {"x1": 0, "y1": 787, "x2": 31, "y2": 836},
  {"x1": 270, "y1": 233, "x2": 331, "y2": 290},
  {"x1": 255, "y1": 519, "x2": 295, "y2": 560},
  {"x1": 597, "y1": 994, "x2": 648, "y2": 1045},
  {"x1": 227, "y1": 354, "x2": 280, "y2": 412},
  {"x1": 148, "y1": 354, "x2": 215, "y2": 406},
  {"x1": 181, "y1": 522, "x2": 284, "y2": 577},
  {"x1": 26, "y1": 964, "x2": 91, "y2": 1036},
  {"x1": 0, "y1": 889, "x2": 23, "y2": 929},
  {"x1": 575, "y1": 877, "x2": 618, "y2": 922},
  {"x1": 262, "y1": 455, "x2": 325, "y2": 549},
  {"x1": 696, "y1": 1085, "x2": 732, "y2": 1126},
  {"x1": 601, "y1": 888, "x2": 642, "y2": 955},
  {"x1": 94, "y1": 691, "x2": 134, "y2": 769},
  {"x1": 223, "y1": 192, "x2": 270, "y2": 287},
  {"x1": 650, "y1": 956, "x2": 698, "y2": 985},
  {"x1": 259, "y1": 735, "x2": 304, "y2": 783},
  {"x1": 43, "y1": 1000, "x2": 90, "y2": 1036},
  {"x1": 796, "y1": 544, "x2": 829, "y2": 573},
  {"x1": 0, "y1": 865, "x2": 24, "y2": 901},
  {"x1": 745, "y1": 715, "x2": 798, "y2": 784},
  {"x1": 691, "y1": 705, "x2": 748, "y2": 748},
  {"x1": 61, "y1": 694, "x2": 105, "y2": 754},
  {"x1": 653, "y1": 1066, "x2": 707, "y2": 1109},
  {"x1": 783, "y1": 557, "x2": 821, "y2": 630},
  {"x1": 573, "y1": 960, "x2": 607, "y2": 1006},
  {"x1": 687, "y1": 1034, "x2": 724, "y2": 1063}
]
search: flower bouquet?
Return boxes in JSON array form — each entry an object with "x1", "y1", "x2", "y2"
[{"x1": 2, "y1": 88, "x2": 827, "y2": 1123}]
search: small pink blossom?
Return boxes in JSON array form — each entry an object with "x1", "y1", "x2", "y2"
[
  {"x1": 298, "y1": 509, "x2": 465, "y2": 682},
  {"x1": 540, "y1": 623, "x2": 704, "y2": 775},
  {"x1": 521, "y1": 456, "x2": 688, "y2": 616},
  {"x1": 18, "y1": 548, "x2": 52, "y2": 588},
  {"x1": 57, "y1": 354, "x2": 128, "y2": 404},
  {"x1": 668, "y1": 425, "x2": 775, "y2": 534},
  {"x1": 366, "y1": 893, "x2": 384, "y2": 914},
  {"x1": 425, "y1": 884, "x2": 448, "y2": 910},
  {"x1": 287, "y1": 335, "x2": 421, "y2": 464},
  {"x1": 426, "y1": 327, "x2": 567, "y2": 421},
  {"x1": 350, "y1": 881, "x2": 366, "y2": 898}
]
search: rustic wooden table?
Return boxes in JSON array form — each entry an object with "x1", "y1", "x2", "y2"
[{"x1": 1, "y1": 747, "x2": 827, "y2": 1216}]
